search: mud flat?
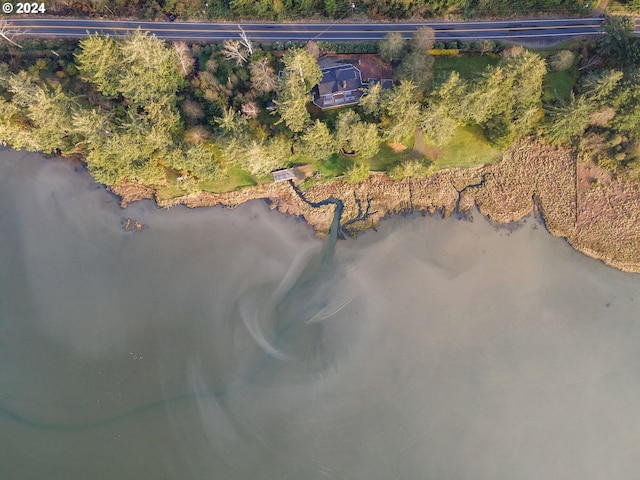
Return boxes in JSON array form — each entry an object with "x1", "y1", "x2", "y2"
[{"x1": 110, "y1": 139, "x2": 640, "y2": 273}]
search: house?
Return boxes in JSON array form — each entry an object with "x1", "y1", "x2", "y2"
[
  {"x1": 311, "y1": 59, "x2": 394, "y2": 110},
  {"x1": 312, "y1": 64, "x2": 366, "y2": 110}
]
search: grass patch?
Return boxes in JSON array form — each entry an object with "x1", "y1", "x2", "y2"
[
  {"x1": 424, "y1": 124, "x2": 501, "y2": 171},
  {"x1": 316, "y1": 153, "x2": 351, "y2": 178},
  {"x1": 199, "y1": 165, "x2": 256, "y2": 193},
  {"x1": 433, "y1": 54, "x2": 499, "y2": 81},
  {"x1": 544, "y1": 69, "x2": 578, "y2": 102},
  {"x1": 369, "y1": 139, "x2": 415, "y2": 172},
  {"x1": 157, "y1": 185, "x2": 187, "y2": 200}
]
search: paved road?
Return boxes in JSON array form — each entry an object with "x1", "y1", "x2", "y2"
[{"x1": 3, "y1": 16, "x2": 608, "y2": 42}]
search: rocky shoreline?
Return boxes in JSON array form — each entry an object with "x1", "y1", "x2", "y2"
[{"x1": 109, "y1": 139, "x2": 640, "y2": 273}]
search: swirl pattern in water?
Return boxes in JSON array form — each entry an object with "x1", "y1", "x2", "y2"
[{"x1": 1, "y1": 150, "x2": 640, "y2": 479}]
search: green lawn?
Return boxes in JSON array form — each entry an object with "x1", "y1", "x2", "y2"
[
  {"x1": 316, "y1": 153, "x2": 351, "y2": 178},
  {"x1": 368, "y1": 139, "x2": 416, "y2": 172},
  {"x1": 433, "y1": 54, "x2": 499, "y2": 81},
  {"x1": 156, "y1": 185, "x2": 187, "y2": 200},
  {"x1": 199, "y1": 165, "x2": 256, "y2": 193},
  {"x1": 424, "y1": 124, "x2": 501, "y2": 171},
  {"x1": 544, "y1": 69, "x2": 578, "y2": 102}
]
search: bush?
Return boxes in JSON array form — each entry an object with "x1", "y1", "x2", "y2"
[
  {"x1": 317, "y1": 42, "x2": 378, "y2": 54},
  {"x1": 483, "y1": 115, "x2": 515, "y2": 149},
  {"x1": 548, "y1": 50, "x2": 576, "y2": 72},
  {"x1": 388, "y1": 159, "x2": 433, "y2": 180},
  {"x1": 343, "y1": 162, "x2": 370, "y2": 184},
  {"x1": 429, "y1": 49, "x2": 460, "y2": 56}
]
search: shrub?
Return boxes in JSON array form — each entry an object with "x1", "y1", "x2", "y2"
[
  {"x1": 429, "y1": 49, "x2": 460, "y2": 56},
  {"x1": 548, "y1": 50, "x2": 576, "y2": 72},
  {"x1": 388, "y1": 159, "x2": 433, "y2": 180},
  {"x1": 343, "y1": 162, "x2": 370, "y2": 184}
]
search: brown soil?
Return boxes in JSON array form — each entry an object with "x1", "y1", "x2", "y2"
[
  {"x1": 110, "y1": 138, "x2": 640, "y2": 273},
  {"x1": 387, "y1": 141, "x2": 408, "y2": 153}
]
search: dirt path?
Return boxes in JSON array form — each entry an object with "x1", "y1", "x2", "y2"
[{"x1": 592, "y1": 0, "x2": 610, "y2": 17}]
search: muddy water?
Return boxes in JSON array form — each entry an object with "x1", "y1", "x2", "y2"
[{"x1": 1, "y1": 149, "x2": 640, "y2": 479}]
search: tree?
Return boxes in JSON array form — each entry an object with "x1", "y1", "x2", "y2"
[
  {"x1": 429, "y1": 71, "x2": 469, "y2": 122},
  {"x1": 0, "y1": 97, "x2": 37, "y2": 150},
  {"x1": 0, "y1": 19, "x2": 23, "y2": 49},
  {"x1": 479, "y1": 40, "x2": 495, "y2": 56},
  {"x1": 249, "y1": 57, "x2": 278, "y2": 94},
  {"x1": 385, "y1": 102, "x2": 423, "y2": 144},
  {"x1": 214, "y1": 107, "x2": 247, "y2": 135},
  {"x1": 77, "y1": 32, "x2": 183, "y2": 106},
  {"x1": 280, "y1": 48, "x2": 322, "y2": 91},
  {"x1": 546, "y1": 69, "x2": 624, "y2": 143},
  {"x1": 222, "y1": 39, "x2": 249, "y2": 65},
  {"x1": 274, "y1": 88, "x2": 311, "y2": 133},
  {"x1": 238, "y1": 25, "x2": 254, "y2": 55},
  {"x1": 229, "y1": 137, "x2": 290, "y2": 176},
  {"x1": 548, "y1": 50, "x2": 575, "y2": 72},
  {"x1": 302, "y1": 119, "x2": 336, "y2": 161},
  {"x1": 336, "y1": 110, "x2": 380, "y2": 160},
  {"x1": 76, "y1": 34, "x2": 123, "y2": 98},
  {"x1": 343, "y1": 162, "x2": 370, "y2": 184},
  {"x1": 173, "y1": 41, "x2": 195, "y2": 76},
  {"x1": 382, "y1": 81, "x2": 418, "y2": 119},
  {"x1": 8, "y1": 72, "x2": 79, "y2": 153},
  {"x1": 72, "y1": 108, "x2": 113, "y2": 148},
  {"x1": 166, "y1": 143, "x2": 226, "y2": 181},
  {"x1": 379, "y1": 32, "x2": 406, "y2": 63},
  {"x1": 359, "y1": 82, "x2": 383, "y2": 118},
  {"x1": 546, "y1": 93, "x2": 594, "y2": 144},
  {"x1": 411, "y1": 27, "x2": 435, "y2": 54},
  {"x1": 395, "y1": 51, "x2": 434, "y2": 93},
  {"x1": 598, "y1": 15, "x2": 640, "y2": 67},
  {"x1": 466, "y1": 48, "x2": 546, "y2": 133},
  {"x1": 241, "y1": 101, "x2": 259, "y2": 119},
  {"x1": 306, "y1": 41, "x2": 321, "y2": 60},
  {"x1": 118, "y1": 30, "x2": 183, "y2": 105},
  {"x1": 274, "y1": 48, "x2": 321, "y2": 133},
  {"x1": 380, "y1": 82, "x2": 424, "y2": 143}
]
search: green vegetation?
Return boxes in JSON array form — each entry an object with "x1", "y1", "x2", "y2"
[
  {"x1": 428, "y1": 125, "x2": 501, "y2": 170},
  {"x1": 433, "y1": 54, "x2": 499, "y2": 81},
  {"x1": 49, "y1": 0, "x2": 592, "y2": 21},
  {"x1": 3, "y1": 15, "x2": 640, "y2": 197}
]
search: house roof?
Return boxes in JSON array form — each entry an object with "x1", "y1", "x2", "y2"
[{"x1": 313, "y1": 64, "x2": 365, "y2": 109}]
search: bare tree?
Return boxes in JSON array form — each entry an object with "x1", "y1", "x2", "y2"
[
  {"x1": 306, "y1": 41, "x2": 321, "y2": 60},
  {"x1": 249, "y1": 57, "x2": 278, "y2": 94},
  {"x1": 222, "y1": 39, "x2": 248, "y2": 65},
  {"x1": 411, "y1": 27, "x2": 435, "y2": 53},
  {"x1": 173, "y1": 41, "x2": 195, "y2": 76},
  {"x1": 241, "y1": 101, "x2": 259, "y2": 119},
  {"x1": 0, "y1": 19, "x2": 23, "y2": 49},
  {"x1": 238, "y1": 25, "x2": 253, "y2": 56}
]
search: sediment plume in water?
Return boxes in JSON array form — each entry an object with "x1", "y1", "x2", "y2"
[{"x1": 2, "y1": 149, "x2": 640, "y2": 479}]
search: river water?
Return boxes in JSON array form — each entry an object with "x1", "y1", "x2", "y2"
[{"x1": 2, "y1": 149, "x2": 640, "y2": 479}]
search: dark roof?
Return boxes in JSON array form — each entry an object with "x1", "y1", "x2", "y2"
[{"x1": 312, "y1": 64, "x2": 365, "y2": 109}]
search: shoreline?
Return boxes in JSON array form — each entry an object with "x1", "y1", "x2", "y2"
[{"x1": 109, "y1": 138, "x2": 640, "y2": 273}]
